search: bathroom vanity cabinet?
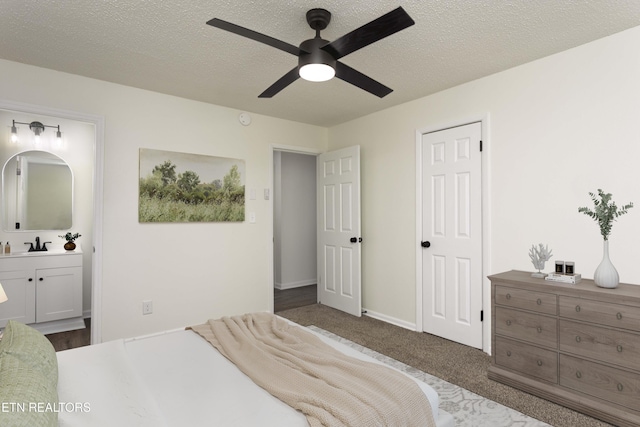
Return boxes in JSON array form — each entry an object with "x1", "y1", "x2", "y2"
[{"x1": 0, "y1": 250, "x2": 83, "y2": 334}]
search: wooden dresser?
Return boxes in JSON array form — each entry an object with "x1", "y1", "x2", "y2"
[{"x1": 488, "y1": 270, "x2": 640, "y2": 427}]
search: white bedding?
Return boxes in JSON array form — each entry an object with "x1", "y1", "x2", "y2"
[
  {"x1": 57, "y1": 323, "x2": 453, "y2": 426},
  {"x1": 56, "y1": 339, "x2": 166, "y2": 427}
]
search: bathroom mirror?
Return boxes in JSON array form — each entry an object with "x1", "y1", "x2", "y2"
[{"x1": 2, "y1": 150, "x2": 73, "y2": 231}]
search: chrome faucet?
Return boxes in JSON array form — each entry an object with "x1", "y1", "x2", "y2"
[{"x1": 24, "y1": 236, "x2": 51, "y2": 252}]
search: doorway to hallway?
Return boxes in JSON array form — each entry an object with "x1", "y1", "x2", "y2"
[
  {"x1": 274, "y1": 284, "x2": 317, "y2": 312},
  {"x1": 269, "y1": 144, "x2": 362, "y2": 318},
  {"x1": 273, "y1": 150, "x2": 318, "y2": 309}
]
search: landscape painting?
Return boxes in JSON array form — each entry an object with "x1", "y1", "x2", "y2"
[{"x1": 139, "y1": 148, "x2": 245, "y2": 222}]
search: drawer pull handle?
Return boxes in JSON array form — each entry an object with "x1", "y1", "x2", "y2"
[
  {"x1": 575, "y1": 336, "x2": 581, "y2": 343},
  {"x1": 617, "y1": 345, "x2": 623, "y2": 353},
  {"x1": 537, "y1": 327, "x2": 542, "y2": 333},
  {"x1": 506, "y1": 293, "x2": 511, "y2": 300},
  {"x1": 506, "y1": 351, "x2": 512, "y2": 357},
  {"x1": 575, "y1": 305, "x2": 581, "y2": 312},
  {"x1": 617, "y1": 383, "x2": 624, "y2": 392},
  {"x1": 576, "y1": 371, "x2": 582, "y2": 379},
  {"x1": 506, "y1": 320, "x2": 512, "y2": 326},
  {"x1": 536, "y1": 298, "x2": 542, "y2": 305},
  {"x1": 616, "y1": 312, "x2": 623, "y2": 320},
  {"x1": 536, "y1": 360, "x2": 543, "y2": 367}
]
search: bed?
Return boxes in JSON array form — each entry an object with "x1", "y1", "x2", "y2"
[{"x1": 0, "y1": 315, "x2": 454, "y2": 426}]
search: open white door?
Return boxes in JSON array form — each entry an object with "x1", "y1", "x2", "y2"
[
  {"x1": 421, "y1": 122, "x2": 483, "y2": 349},
  {"x1": 317, "y1": 146, "x2": 362, "y2": 317}
]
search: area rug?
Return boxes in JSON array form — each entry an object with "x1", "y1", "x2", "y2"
[{"x1": 309, "y1": 326, "x2": 551, "y2": 427}]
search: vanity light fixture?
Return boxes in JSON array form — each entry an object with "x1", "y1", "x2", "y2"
[
  {"x1": 11, "y1": 120, "x2": 62, "y2": 145},
  {"x1": 10, "y1": 122, "x2": 18, "y2": 143},
  {"x1": 0, "y1": 283, "x2": 6, "y2": 339}
]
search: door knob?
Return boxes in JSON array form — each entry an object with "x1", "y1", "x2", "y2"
[
  {"x1": 350, "y1": 237, "x2": 362, "y2": 243},
  {"x1": 421, "y1": 241, "x2": 431, "y2": 248}
]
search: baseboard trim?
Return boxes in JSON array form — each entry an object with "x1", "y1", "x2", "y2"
[
  {"x1": 31, "y1": 317, "x2": 86, "y2": 335},
  {"x1": 363, "y1": 309, "x2": 417, "y2": 331},
  {"x1": 275, "y1": 280, "x2": 316, "y2": 290}
]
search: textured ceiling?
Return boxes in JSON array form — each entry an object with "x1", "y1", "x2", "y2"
[{"x1": 1, "y1": 1, "x2": 640, "y2": 127}]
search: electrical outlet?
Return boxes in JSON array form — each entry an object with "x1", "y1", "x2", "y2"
[{"x1": 142, "y1": 300, "x2": 153, "y2": 315}]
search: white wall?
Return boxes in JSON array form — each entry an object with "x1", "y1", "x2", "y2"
[
  {"x1": 273, "y1": 151, "x2": 317, "y2": 289},
  {"x1": 0, "y1": 59, "x2": 327, "y2": 341},
  {"x1": 328, "y1": 26, "x2": 640, "y2": 337},
  {"x1": 0, "y1": 110, "x2": 95, "y2": 313},
  {"x1": 3, "y1": 23, "x2": 640, "y2": 344}
]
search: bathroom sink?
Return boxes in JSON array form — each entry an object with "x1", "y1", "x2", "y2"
[{"x1": 6, "y1": 244, "x2": 81, "y2": 256}]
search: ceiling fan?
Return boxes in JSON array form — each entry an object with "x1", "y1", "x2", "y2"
[{"x1": 206, "y1": 7, "x2": 415, "y2": 98}]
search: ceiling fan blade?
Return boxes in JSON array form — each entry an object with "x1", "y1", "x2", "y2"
[
  {"x1": 207, "y1": 18, "x2": 304, "y2": 56},
  {"x1": 259, "y1": 67, "x2": 300, "y2": 98},
  {"x1": 322, "y1": 7, "x2": 415, "y2": 60},
  {"x1": 334, "y1": 62, "x2": 393, "y2": 98}
]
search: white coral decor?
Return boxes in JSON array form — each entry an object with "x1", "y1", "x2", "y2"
[{"x1": 529, "y1": 243, "x2": 553, "y2": 276}]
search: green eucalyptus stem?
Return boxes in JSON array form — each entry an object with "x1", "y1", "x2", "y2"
[
  {"x1": 578, "y1": 189, "x2": 633, "y2": 240},
  {"x1": 58, "y1": 232, "x2": 81, "y2": 243}
]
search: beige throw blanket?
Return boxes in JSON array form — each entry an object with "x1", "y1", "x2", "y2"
[{"x1": 190, "y1": 313, "x2": 436, "y2": 427}]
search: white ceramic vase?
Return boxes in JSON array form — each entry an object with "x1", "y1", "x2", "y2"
[{"x1": 594, "y1": 240, "x2": 619, "y2": 288}]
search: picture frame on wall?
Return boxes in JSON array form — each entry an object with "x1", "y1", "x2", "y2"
[{"x1": 139, "y1": 148, "x2": 245, "y2": 223}]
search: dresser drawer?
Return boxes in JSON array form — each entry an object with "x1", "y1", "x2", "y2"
[
  {"x1": 495, "y1": 285, "x2": 557, "y2": 315},
  {"x1": 559, "y1": 320, "x2": 640, "y2": 371},
  {"x1": 495, "y1": 336, "x2": 558, "y2": 383},
  {"x1": 495, "y1": 306, "x2": 557, "y2": 348},
  {"x1": 559, "y1": 296, "x2": 640, "y2": 331},
  {"x1": 560, "y1": 354, "x2": 640, "y2": 410}
]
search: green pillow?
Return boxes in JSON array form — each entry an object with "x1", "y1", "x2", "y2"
[{"x1": 0, "y1": 320, "x2": 58, "y2": 427}]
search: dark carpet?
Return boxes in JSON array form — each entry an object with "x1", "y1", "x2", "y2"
[{"x1": 277, "y1": 303, "x2": 612, "y2": 427}]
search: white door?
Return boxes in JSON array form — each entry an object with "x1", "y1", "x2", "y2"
[
  {"x1": 317, "y1": 146, "x2": 362, "y2": 317},
  {"x1": 422, "y1": 122, "x2": 483, "y2": 349}
]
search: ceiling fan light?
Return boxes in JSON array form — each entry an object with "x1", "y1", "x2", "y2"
[
  {"x1": 298, "y1": 37, "x2": 337, "y2": 83},
  {"x1": 299, "y1": 63, "x2": 335, "y2": 82}
]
